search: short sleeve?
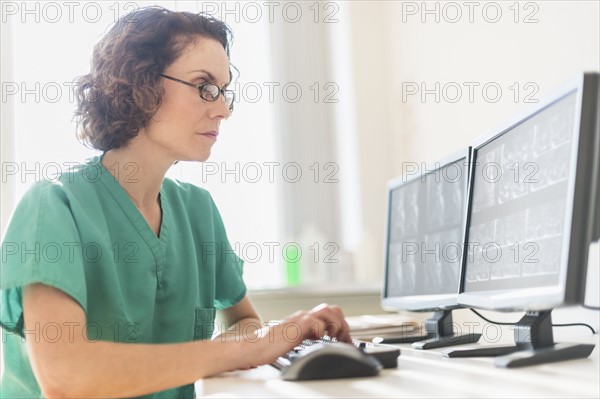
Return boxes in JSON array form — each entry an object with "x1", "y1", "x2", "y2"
[
  {"x1": 1, "y1": 182, "x2": 87, "y2": 337},
  {"x1": 208, "y1": 195, "x2": 246, "y2": 310}
]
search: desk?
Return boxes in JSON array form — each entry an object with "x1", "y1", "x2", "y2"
[{"x1": 196, "y1": 330, "x2": 599, "y2": 398}]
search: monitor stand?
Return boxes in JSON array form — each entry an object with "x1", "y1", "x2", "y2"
[
  {"x1": 444, "y1": 310, "x2": 595, "y2": 368},
  {"x1": 411, "y1": 310, "x2": 482, "y2": 349},
  {"x1": 376, "y1": 310, "x2": 482, "y2": 348}
]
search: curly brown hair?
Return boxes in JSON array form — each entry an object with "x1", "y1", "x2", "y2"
[{"x1": 74, "y1": 6, "x2": 233, "y2": 151}]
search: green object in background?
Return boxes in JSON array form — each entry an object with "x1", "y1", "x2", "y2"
[{"x1": 285, "y1": 244, "x2": 301, "y2": 286}]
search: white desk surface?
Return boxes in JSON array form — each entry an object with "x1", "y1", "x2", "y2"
[{"x1": 196, "y1": 329, "x2": 600, "y2": 398}]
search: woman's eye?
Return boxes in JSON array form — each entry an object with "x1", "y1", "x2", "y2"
[{"x1": 203, "y1": 85, "x2": 220, "y2": 98}]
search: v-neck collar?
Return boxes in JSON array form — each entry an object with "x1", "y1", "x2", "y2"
[{"x1": 92, "y1": 155, "x2": 169, "y2": 271}]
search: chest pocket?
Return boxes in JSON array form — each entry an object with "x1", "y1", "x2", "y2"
[{"x1": 193, "y1": 307, "x2": 216, "y2": 340}]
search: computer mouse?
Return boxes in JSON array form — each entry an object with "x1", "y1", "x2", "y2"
[{"x1": 280, "y1": 342, "x2": 382, "y2": 381}]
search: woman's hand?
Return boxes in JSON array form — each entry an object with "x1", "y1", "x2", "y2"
[{"x1": 237, "y1": 303, "x2": 351, "y2": 368}]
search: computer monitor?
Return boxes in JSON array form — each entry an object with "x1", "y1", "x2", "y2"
[
  {"x1": 448, "y1": 72, "x2": 599, "y2": 367},
  {"x1": 381, "y1": 148, "x2": 481, "y2": 349}
]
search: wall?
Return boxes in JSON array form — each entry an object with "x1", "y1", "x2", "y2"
[
  {"x1": 338, "y1": 0, "x2": 599, "y2": 328},
  {"x1": 346, "y1": 0, "x2": 599, "y2": 283},
  {"x1": 1, "y1": 11, "x2": 15, "y2": 241}
]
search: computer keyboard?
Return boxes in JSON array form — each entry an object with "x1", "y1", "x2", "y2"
[{"x1": 271, "y1": 337, "x2": 401, "y2": 380}]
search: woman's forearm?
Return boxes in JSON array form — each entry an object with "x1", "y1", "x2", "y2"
[{"x1": 36, "y1": 338, "x2": 240, "y2": 398}]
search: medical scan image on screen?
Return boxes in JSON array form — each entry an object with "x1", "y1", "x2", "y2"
[
  {"x1": 387, "y1": 159, "x2": 467, "y2": 297},
  {"x1": 464, "y1": 92, "x2": 577, "y2": 293}
]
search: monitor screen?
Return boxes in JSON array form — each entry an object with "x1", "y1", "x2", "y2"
[
  {"x1": 459, "y1": 73, "x2": 599, "y2": 311},
  {"x1": 383, "y1": 149, "x2": 469, "y2": 311}
]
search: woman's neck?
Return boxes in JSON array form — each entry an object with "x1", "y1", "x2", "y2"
[{"x1": 101, "y1": 139, "x2": 175, "y2": 210}]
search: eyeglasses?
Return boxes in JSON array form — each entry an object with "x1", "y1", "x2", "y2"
[{"x1": 160, "y1": 74, "x2": 235, "y2": 112}]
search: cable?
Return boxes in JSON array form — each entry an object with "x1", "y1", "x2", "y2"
[
  {"x1": 553, "y1": 323, "x2": 596, "y2": 334},
  {"x1": 582, "y1": 304, "x2": 600, "y2": 311},
  {"x1": 470, "y1": 309, "x2": 514, "y2": 326},
  {"x1": 469, "y1": 309, "x2": 597, "y2": 334}
]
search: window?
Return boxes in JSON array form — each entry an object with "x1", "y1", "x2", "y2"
[
  {"x1": 2, "y1": 0, "x2": 284, "y2": 288},
  {"x1": 0, "y1": 1, "x2": 363, "y2": 379}
]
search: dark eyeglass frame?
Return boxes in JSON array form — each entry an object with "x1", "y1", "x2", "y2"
[{"x1": 160, "y1": 73, "x2": 235, "y2": 112}]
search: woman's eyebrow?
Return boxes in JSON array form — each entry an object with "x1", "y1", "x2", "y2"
[{"x1": 189, "y1": 69, "x2": 231, "y2": 87}]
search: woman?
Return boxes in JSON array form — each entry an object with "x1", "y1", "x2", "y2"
[{"x1": 0, "y1": 7, "x2": 350, "y2": 398}]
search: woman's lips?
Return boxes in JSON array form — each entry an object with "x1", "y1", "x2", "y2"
[{"x1": 199, "y1": 131, "x2": 218, "y2": 140}]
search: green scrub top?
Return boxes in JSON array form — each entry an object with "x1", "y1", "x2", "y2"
[{"x1": 0, "y1": 156, "x2": 247, "y2": 398}]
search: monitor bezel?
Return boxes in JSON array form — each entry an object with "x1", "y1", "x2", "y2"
[
  {"x1": 590, "y1": 76, "x2": 600, "y2": 243},
  {"x1": 458, "y1": 72, "x2": 599, "y2": 311},
  {"x1": 382, "y1": 147, "x2": 471, "y2": 312}
]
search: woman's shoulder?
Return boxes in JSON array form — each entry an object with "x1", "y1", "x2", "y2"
[{"x1": 20, "y1": 157, "x2": 105, "y2": 199}]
